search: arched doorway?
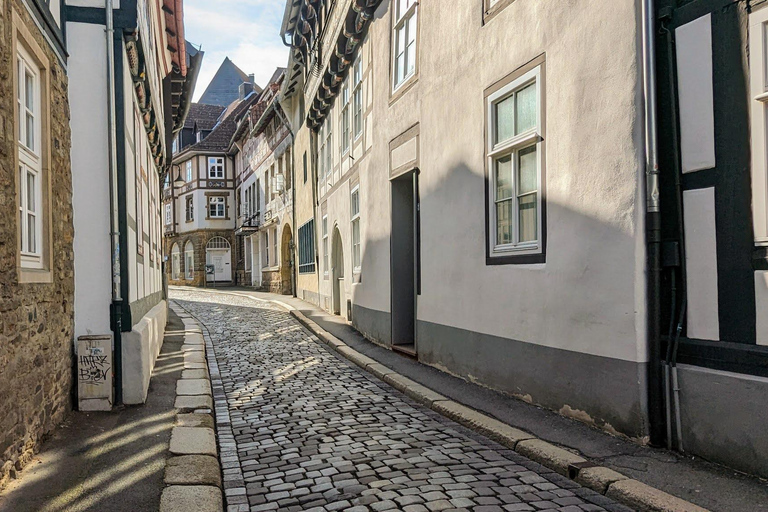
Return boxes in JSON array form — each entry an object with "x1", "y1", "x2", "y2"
[
  {"x1": 280, "y1": 224, "x2": 293, "y2": 295},
  {"x1": 206, "y1": 236, "x2": 232, "y2": 282},
  {"x1": 331, "y1": 227, "x2": 345, "y2": 316}
]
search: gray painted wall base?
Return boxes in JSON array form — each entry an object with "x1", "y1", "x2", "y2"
[
  {"x1": 677, "y1": 364, "x2": 768, "y2": 478},
  {"x1": 353, "y1": 304, "x2": 648, "y2": 438}
]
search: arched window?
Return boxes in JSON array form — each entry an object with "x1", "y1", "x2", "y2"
[
  {"x1": 171, "y1": 243, "x2": 180, "y2": 280},
  {"x1": 184, "y1": 241, "x2": 194, "y2": 280},
  {"x1": 206, "y1": 236, "x2": 231, "y2": 249}
]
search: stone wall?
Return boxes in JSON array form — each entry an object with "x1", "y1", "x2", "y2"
[
  {"x1": 0, "y1": 1, "x2": 75, "y2": 490},
  {"x1": 165, "y1": 230, "x2": 236, "y2": 287}
]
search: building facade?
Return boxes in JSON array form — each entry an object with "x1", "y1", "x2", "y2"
[
  {"x1": 67, "y1": 0, "x2": 197, "y2": 405},
  {"x1": 279, "y1": 0, "x2": 768, "y2": 478},
  {"x1": 231, "y1": 69, "x2": 295, "y2": 294},
  {"x1": 0, "y1": 0, "x2": 73, "y2": 490},
  {"x1": 164, "y1": 83, "x2": 258, "y2": 287}
]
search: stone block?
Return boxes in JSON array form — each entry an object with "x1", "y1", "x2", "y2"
[
  {"x1": 182, "y1": 369, "x2": 208, "y2": 379},
  {"x1": 169, "y1": 426, "x2": 217, "y2": 456},
  {"x1": 177, "y1": 378, "x2": 212, "y2": 396},
  {"x1": 177, "y1": 413, "x2": 215, "y2": 429},
  {"x1": 165, "y1": 455, "x2": 222, "y2": 487},
  {"x1": 175, "y1": 395, "x2": 213, "y2": 411},
  {"x1": 606, "y1": 479, "x2": 708, "y2": 512},
  {"x1": 575, "y1": 466, "x2": 628, "y2": 494},
  {"x1": 160, "y1": 485, "x2": 222, "y2": 512},
  {"x1": 184, "y1": 351, "x2": 206, "y2": 364},
  {"x1": 514, "y1": 439, "x2": 586, "y2": 477}
]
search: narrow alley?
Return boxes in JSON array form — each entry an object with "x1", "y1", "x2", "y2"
[{"x1": 170, "y1": 288, "x2": 628, "y2": 512}]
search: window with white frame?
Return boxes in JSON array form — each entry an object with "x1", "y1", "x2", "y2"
[
  {"x1": 17, "y1": 44, "x2": 43, "y2": 269},
  {"x1": 351, "y1": 186, "x2": 361, "y2": 271},
  {"x1": 486, "y1": 64, "x2": 544, "y2": 260},
  {"x1": 208, "y1": 156, "x2": 224, "y2": 179},
  {"x1": 353, "y1": 58, "x2": 363, "y2": 138},
  {"x1": 208, "y1": 196, "x2": 225, "y2": 218},
  {"x1": 263, "y1": 230, "x2": 270, "y2": 267},
  {"x1": 184, "y1": 241, "x2": 194, "y2": 279},
  {"x1": 171, "y1": 243, "x2": 181, "y2": 280},
  {"x1": 136, "y1": 172, "x2": 144, "y2": 255},
  {"x1": 186, "y1": 160, "x2": 193, "y2": 182},
  {"x1": 322, "y1": 215, "x2": 329, "y2": 278},
  {"x1": 324, "y1": 117, "x2": 333, "y2": 178},
  {"x1": 272, "y1": 227, "x2": 278, "y2": 267},
  {"x1": 244, "y1": 236, "x2": 252, "y2": 271},
  {"x1": 750, "y1": 8, "x2": 768, "y2": 246},
  {"x1": 185, "y1": 195, "x2": 194, "y2": 221},
  {"x1": 341, "y1": 80, "x2": 351, "y2": 154},
  {"x1": 165, "y1": 203, "x2": 172, "y2": 225},
  {"x1": 393, "y1": 0, "x2": 418, "y2": 90}
]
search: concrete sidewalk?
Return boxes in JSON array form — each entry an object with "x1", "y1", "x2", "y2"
[
  {"x1": 191, "y1": 286, "x2": 768, "y2": 512},
  {"x1": 0, "y1": 309, "x2": 220, "y2": 512}
]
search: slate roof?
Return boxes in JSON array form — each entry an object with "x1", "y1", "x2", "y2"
[
  {"x1": 199, "y1": 57, "x2": 257, "y2": 107},
  {"x1": 183, "y1": 103, "x2": 226, "y2": 131}
]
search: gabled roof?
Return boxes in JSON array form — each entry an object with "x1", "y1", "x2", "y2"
[
  {"x1": 198, "y1": 57, "x2": 258, "y2": 106},
  {"x1": 176, "y1": 93, "x2": 259, "y2": 157},
  {"x1": 183, "y1": 103, "x2": 226, "y2": 131}
]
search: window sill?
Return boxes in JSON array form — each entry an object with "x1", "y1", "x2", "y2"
[
  {"x1": 486, "y1": 249, "x2": 545, "y2": 266},
  {"x1": 18, "y1": 267, "x2": 53, "y2": 284},
  {"x1": 389, "y1": 73, "x2": 419, "y2": 106}
]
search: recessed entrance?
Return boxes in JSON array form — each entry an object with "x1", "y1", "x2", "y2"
[
  {"x1": 332, "y1": 227, "x2": 345, "y2": 316},
  {"x1": 206, "y1": 236, "x2": 232, "y2": 283},
  {"x1": 391, "y1": 169, "x2": 420, "y2": 356}
]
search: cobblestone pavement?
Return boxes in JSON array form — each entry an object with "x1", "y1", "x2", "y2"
[{"x1": 171, "y1": 289, "x2": 632, "y2": 512}]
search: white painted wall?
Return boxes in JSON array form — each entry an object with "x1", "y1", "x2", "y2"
[
  {"x1": 68, "y1": 22, "x2": 112, "y2": 339},
  {"x1": 683, "y1": 188, "x2": 720, "y2": 341},
  {"x1": 676, "y1": 14, "x2": 716, "y2": 173}
]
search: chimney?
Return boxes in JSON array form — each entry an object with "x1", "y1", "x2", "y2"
[{"x1": 239, "y1": 81, "x2": 253, "y2": 100}]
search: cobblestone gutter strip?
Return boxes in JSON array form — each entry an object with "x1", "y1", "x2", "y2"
[
  {"x1": 289, "y1": 309, "x2": 709, "y2": 512},
  {"x1": 161, "y1": 302, "x2": 229, "y2": 512}
]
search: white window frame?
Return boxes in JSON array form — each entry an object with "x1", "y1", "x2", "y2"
[
  {"x1": 324, "y1": 117, "x2": 333, "y2": 179},
  {"x1": 392, "y1": 0, "x2": 418, "y2": 91},
  {"x1": 208, "y1": 156, "x2": 224, "y2": 179},
  {"x1": 17, "y1": 45, "x2": 43, "y2": 269},
  {"x1": 486, "y1": 65, "x2": 543, "y2": 258},
  {"x1": 341, "y1": 79, "x2": 351, "y2": 155},
  {"x1": 171, "y1": 243, "x2": 181, "y2": 280},
  {"x1": 750, "y1": 8, "x2": 768, "y2": 246},
  {"x1": 353, "y1": 57, "x2": 363, "y2": 139},
  {"x1": 351, "y1": 186, "x2": 361, "y2": 272},
  {"x1": 209, "y1": 196, "x2": 225, "y2": 218},
  {"x1": 263, "y1": 230, "x2": 270, "y2": 268},
  {"x1": 186, "y1": 160, "x2": 193, "y2": 182},
  {"x1": 322, "y1": 214, "x2": 329, "y2": 278},
  {"x1": 165, "y1": 203, "x2": 172, "y2": 225},
  {"x1": 272, "y1": 227, "x2": 278, "y2": 268},
  {"x1": 244, "y1": 236, "x2": 252, "y2": 272},
  {"x1": 184, "y1": 241, "x2": 194, "y2": 280},
  {"x1": 186, "y1": 195, "x2": 194, "y2": 221}
]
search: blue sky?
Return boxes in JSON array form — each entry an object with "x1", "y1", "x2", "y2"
[{"x1": 184, "y1": 0, "x2": 289, "y2": 101}]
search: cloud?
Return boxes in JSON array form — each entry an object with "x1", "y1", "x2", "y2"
[{"x1": 184, "y1": 0, "x2": 289, "y2": 101}]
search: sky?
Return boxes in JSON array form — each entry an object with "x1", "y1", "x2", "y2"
[{"x1": 184, "y1": 0, "x2": 289, "y2": 102}]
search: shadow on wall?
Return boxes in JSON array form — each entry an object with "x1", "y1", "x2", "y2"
[{"x1": 353, "y1": 161, "x2": 647, "y2": 437}]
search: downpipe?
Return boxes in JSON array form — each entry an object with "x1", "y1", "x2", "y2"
[
  {"x1": 106, "y1": 0, "x2": 123, "y2": 405},
  {"x1": 642, "y1": 0, "x2": 666, "y2": 446}
]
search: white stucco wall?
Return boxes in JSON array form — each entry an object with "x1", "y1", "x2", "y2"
[
  {"x1": 346, "y1": 0, "x2": 646, "y2": 363},
  {"x1": 68, "y1": 21, "x2": 112, "y2": 339}
]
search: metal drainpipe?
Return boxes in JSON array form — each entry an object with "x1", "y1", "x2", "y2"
[
  {"x1": 106, "y1": 0, "x2": 123, "y2": 405},
  {"x1": 642, "y1": 0, "x2": 665, "y2": 445}
]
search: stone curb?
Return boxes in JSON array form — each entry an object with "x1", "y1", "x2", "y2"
[
  {"x1": 172, "y1": 300, "x2": 249, "y2": 512},
  {"x1": 288, "y1": 308, "x2": 710, "y2": 512},
  {"x1": 167, "y1": 302, "x2": 232, "y2": 512}
]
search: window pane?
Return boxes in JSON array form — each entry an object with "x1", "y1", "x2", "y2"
[
  {"x1": 518, "y1": 146, "x2": 537, "y2": 194},
  {"x1": 25, "y1": 70, "x2": 34, "y2": 111},
  {"x1": 515, "y1": 83, "x2": 537, "y2": 134},
  {"x1": 27, "y1": 172, "x2": 35, "y2": 213},
  {"x1": 518, "y1": 193, "x2": 537, "y2": 243},
  {"x1": 27, "y1": 213, "x2": 36, "y2": 253},
  {"x1": 26, "y1": 113, "x2": 34, "y2": 151},
  {"x1": 496, "y1": 200, "x2": 514, "y2": 246},
  {"x1": 495, "y1": 95, "x2": 514, "y2": 144},
  {"x1": 396, "y1": 47, "x2": 405, "y2": 84},
  {"x1": 495, "y1": 155, "x2": 513, "y2": 201}
]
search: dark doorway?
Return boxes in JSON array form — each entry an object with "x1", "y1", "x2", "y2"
[{"x1": 391, "y1": 169, "x2": 420, "y2": 356}]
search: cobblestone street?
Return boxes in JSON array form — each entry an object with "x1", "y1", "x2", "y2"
[{"x1": 171, "y1": 289, "x2": 630, "y2": 512}]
